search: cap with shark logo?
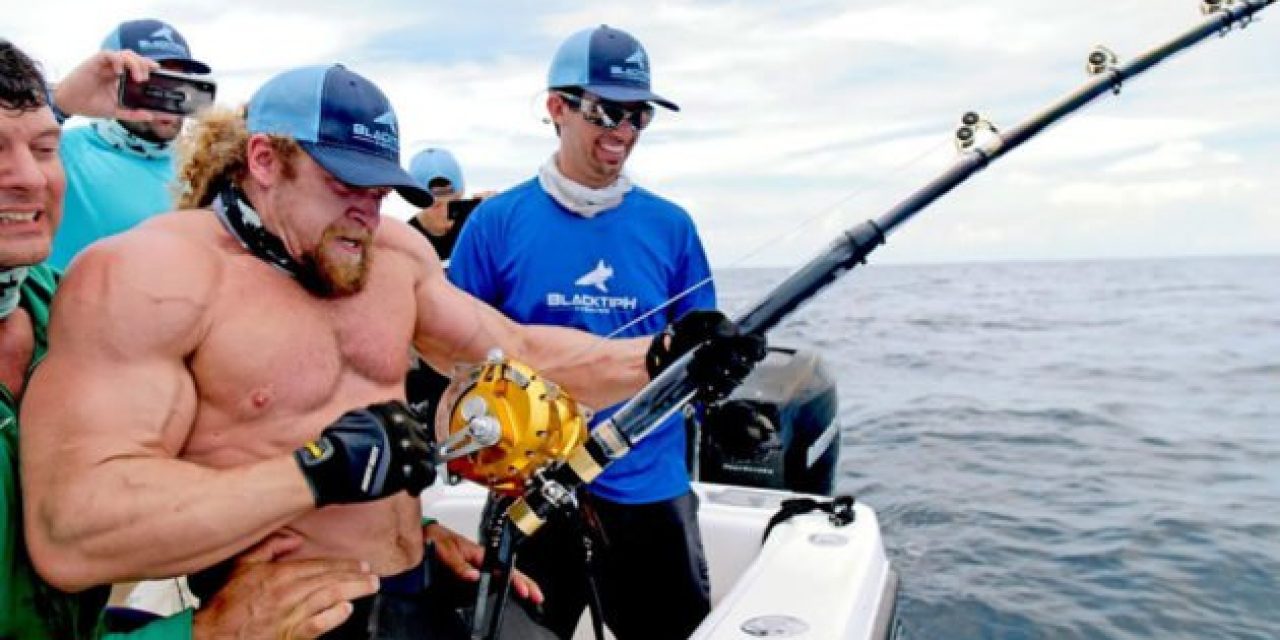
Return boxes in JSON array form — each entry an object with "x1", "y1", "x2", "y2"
[
  {"x1": 101, "y1": 19, "x2": 210, "y2": 74},
  {"x1": 547, "y1": 25, "x2": 678, "y2": 111},
  {"x1": 246, "y1": 64, "x2": 433, "y2": 208}
]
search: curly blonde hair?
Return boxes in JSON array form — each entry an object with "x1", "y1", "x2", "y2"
[{"x1": 174, "y1": 105, "x2": 301, "y2": 209}]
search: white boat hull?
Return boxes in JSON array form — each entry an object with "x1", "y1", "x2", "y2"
[{"x1": 422, "y1": 481, "x2": 899, "y2": 640}]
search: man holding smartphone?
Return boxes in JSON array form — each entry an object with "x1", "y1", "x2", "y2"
[
  {"x1": 406, "y1": 147, "x2": 484, "y2": 268},
  {"x1": 48, "y1": 19, "x2": 211, "y2": 270}
]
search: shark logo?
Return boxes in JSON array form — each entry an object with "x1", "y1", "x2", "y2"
[
  {"x1": 548, "y1": 259, "x2": 636, "y2": 313},
  {"x1": 138, "y1": 25, "x2": 188, "y2": 57},
  {"x1": 612, "y1": 48, "x2": 650, "y2": 82},
  {"x1": 149, "y1": 26, "x2": 177, "y2": 42},
  {"x1": 353, "y1": 111, "x2": 398, "y2": 151},
  {"x1": 624, "y1": 49, "x2": 648, "y2": 68},
  {"x1": 373, "y1": 111, "x2": 397, "y2": 134},
  {"x1": 574, "y1": 260, "x2": 614, "y2": 293}
]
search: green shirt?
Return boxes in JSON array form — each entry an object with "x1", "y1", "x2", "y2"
[{"x1": 0, "y1": 265, "x2": 192, "y2": 639}]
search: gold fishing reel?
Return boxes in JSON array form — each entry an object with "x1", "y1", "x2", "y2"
[{"x1": 434, "y1": 350, "x2": 592, "y2": 495}]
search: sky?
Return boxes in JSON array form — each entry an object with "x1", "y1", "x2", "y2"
[{"x1": 5, "y1": 0, "x2": 1278, "y2": 268}]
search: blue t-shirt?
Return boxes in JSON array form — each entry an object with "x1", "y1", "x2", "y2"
[
  {"x1": 449, "y1": 179, "x2": 716, "y2": 504},
  {"x1": 50, "y1": 124, "x2": 175, "y2": 270}
]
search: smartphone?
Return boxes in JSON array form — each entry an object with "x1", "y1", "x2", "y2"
[
  {"x1": 447, "y1": 198, "x2": 481, "y2": 222},
  {"x1": 117, "y1": 69, "x2": 217, "y2": 116}
]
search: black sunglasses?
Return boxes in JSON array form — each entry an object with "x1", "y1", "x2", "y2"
[{"x1": 556, "y1": 91, "x2": 655, "y2": 131}]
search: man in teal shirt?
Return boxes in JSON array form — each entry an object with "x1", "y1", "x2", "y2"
[
  {"x1": 48, "y1": 19, "x2": 211, "y2": 270},
  {"x1": 1, "y1": 40, "x2": 377, "y2": 638}
]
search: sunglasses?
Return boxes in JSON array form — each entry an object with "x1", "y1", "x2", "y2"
[{"x1": 556, "y1": 91, "x2": 655, "y2": 131}]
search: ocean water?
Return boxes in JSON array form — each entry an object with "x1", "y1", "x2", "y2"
[{"x1": 715, "y1": 256, "x2": 1279, "y2": 640}]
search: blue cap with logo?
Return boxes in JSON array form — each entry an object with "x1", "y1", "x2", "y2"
[
  {"x1": 246, "y1": 64, "x2": 433, "y2": 208},
  {"x1": 102, "y1": 19, "x2": 210, "y2": 75},
  {"x1": 547, "y1": 25, "x2": 678, "y2": 111},
  {"x1": 408, "y1": 148, "x2": 465, "y2": 197}
]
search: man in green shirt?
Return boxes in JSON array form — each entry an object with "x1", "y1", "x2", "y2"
[{"x1": 1, "y1": 39, "x2": 378, "y2": 638}]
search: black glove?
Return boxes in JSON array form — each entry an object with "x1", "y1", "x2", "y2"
[
  {"x1": 647, "y1": 310, "x2": 767, "y2": 402},
  {"x1": 294, "y1": 400, "x2": 438, "y2": 507}
]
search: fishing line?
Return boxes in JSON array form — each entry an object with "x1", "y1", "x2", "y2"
[
  {"x1": 544, "y1": 3, "x2": 1158, "y2": 350},
  {"x1": 453, "y1": 88, "x2": 958, "y2": 378},
  {"x1": 521, "y1": 133, "x2": 955, "y2": 381},
  {"x1": 612, "y1": 136, "x2": 953, "y2": 333}
]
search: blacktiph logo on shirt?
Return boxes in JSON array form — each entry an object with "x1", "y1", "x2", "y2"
[{"x1": 546, "y1": 260, "x2": 638, "y2": 314}]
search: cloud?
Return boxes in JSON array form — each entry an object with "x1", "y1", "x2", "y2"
[
  {"x1": 1047, "y1": 177, "x2": 1259, "y2": 209},
  {"x1": 9, "y1": 0, "x2": 1278, "y2": 265},
  {"x1": 1104, "y1": 141, "x2": 1240, "y2": 174}
]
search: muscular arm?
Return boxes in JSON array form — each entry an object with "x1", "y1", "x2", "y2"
[
  {"x1": 20, "y1": 231, "x2": 314, "y2": 592},
  {"x1": 397, "y1": 225, "x2": 649, "y2": 409}
]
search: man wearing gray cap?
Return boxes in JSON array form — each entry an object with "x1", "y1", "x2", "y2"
[
  {"x1": 49, "y1": 19, "x2": 212, "y2": 269},
  {"x1": 449, "y1": 24, "x2": 720, "y2": 640}
]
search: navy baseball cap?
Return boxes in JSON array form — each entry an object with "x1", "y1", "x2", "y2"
[
  {"x1": 101, "y1": 19, "x2": 210, "y2": 74},
  {"x1": 547, "y1": 25, "x2": 678, "y2": 111},
  {"x1": 408, "y1": 148, "x2": 465, "y2": 196},
  {"x1": 246, "y1": 64, "x2": 433, "y2": 208}
]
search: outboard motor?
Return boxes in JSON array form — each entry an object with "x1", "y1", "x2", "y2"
[{"x1": 695, "y1": 347, "x2": 839, "y2": 496}]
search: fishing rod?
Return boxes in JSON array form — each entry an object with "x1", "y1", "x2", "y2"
[{"x1": 449, "y1": 2, "x2": 1274, "y2": 636}]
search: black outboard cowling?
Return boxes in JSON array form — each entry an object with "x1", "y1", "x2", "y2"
[{"x1": 695, "y1": 347, "x2": 839, "y2": 496}]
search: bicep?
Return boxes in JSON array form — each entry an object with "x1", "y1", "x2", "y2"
[
  {"x1": 23, "y1": 349, "x2": 196, "y2": 468},
  {"x1": 412, "y1": 273, "x2": 524, "y2": 373},
  {"x1": 412, "y1": 263, "x2": 602, "y2": 376},
  {"x1": 412, "y1": 273, "x2": 649, "y2": 408},
  {"x1": 20, "y1": 242, "x2": 206, "y2": 492},
  {"x1": 19, "y1": 323, "x2": 199, "y2": 563}
]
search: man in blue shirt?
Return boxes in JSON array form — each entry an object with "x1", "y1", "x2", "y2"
[
  {"x1": 449, "y1": 25, "x2": 717, "y2": 639},
  {"x1": 49, "y1": 19, "x2": 211, "y2": 269}
]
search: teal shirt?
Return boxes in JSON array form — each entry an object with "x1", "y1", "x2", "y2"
[
  {"x1": 0, "y1": 265, "x2": 192, "y2": 639},
  {"x1": 49, "y1": 124, "x2": 175, "y2": 270}
]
